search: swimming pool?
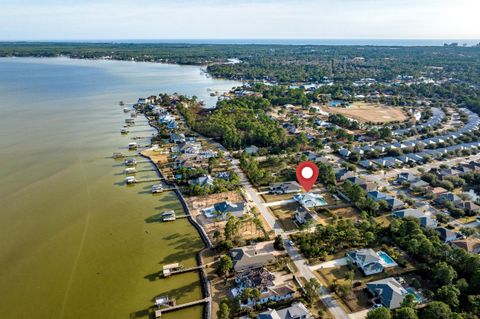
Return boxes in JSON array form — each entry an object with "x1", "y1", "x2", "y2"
[
  {"x1": 406, "y1": 288, "x2": 423, "y2": 302},
  {"x1": 378, "y1": 251, "x2": 398, "y2": 267},
  {"x1": 329, "y1": 100, "x2": 348, "y2": 107}
]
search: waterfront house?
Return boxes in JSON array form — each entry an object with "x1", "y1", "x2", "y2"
[
  {"x1": 179, "y1": 141, "x2": 202, "y2": 154},
  {"x1": 257, "y1": 302, "x2": 313, "y2": 319},
  {"x1": 190, "y1": 175, "x2": 214, "y2": 189},
  {"x1": 245, "y1": 145, "x2": 259, "y2": 155},
  {"x1": 166, "y1": 119, "x2": 178, "y2": 130},
  {"x1": 230, "y1": 246, "x2": 275, "y2": 272},
  {"x1": 234, "y1": 267, "x2": 275, "y2": 291},
  {"x1": 366, "y1": 277, "x2": 411, "y2": 309},
  {"x1": 269, "y1": 181, "x2": 303, "y2": 194},
  {"x1": 203, "y1": 201, "x2": 246, "y2": 219},
  {"x1": 170, "y1": 132, "x2": 186, "y2": 144},
  {"x1": 250, "y1": 284, "x2": 295, "y2": 307}
]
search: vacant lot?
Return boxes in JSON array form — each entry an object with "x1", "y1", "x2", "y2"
[
  {"x1": 269, "y1": 203, "x2": 299, "y2": 231},
  {"x1": 324, "y1": 102, "x2": 408, "y2": 124}
]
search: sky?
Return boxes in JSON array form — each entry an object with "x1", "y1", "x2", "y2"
[{"x1": 0, "y1": 0, "x2": 479, "y2": 41}]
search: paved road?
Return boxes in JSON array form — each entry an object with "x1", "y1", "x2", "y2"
[
  {"x1": 285, "y1": 239, "x2": 350, "y2": 319},
  {"x1": 195, "y1": 134, "x2": 350, "y2": 319}
]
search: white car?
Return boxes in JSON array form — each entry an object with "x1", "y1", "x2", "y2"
[{"x1": 286, "y1": 240, "x2": 294, "y2": 247}]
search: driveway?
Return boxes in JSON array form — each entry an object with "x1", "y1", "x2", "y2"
[
  {"x1": 310, "y1": 257, "x2": 349, "y2": 271},
  {"x1": 265, "y1": 198, "x2": 297, "y2": 207}
]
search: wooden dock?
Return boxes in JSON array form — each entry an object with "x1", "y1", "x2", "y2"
[
  {"x1": 155, "y1": 298, "x2": 210, "y2": 317},
  {"x1": 162, "y1": 264, "x2": 205, "y2": 277},
  {"x1": 134, "y1": 178, "x2": 164, "y2": 184}
]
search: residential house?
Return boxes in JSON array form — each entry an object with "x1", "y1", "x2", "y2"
[
  {"x1": 190, "y1": 175, "x2": 214, "y2": 189},
  {"x1": 231, "y1": 267, "x2": 295, "y2": 308},
  {"x1": 346, "y1": 176, "x2": 377, "y2": 192},
  {"x1": 295, "y1": 207, "x2": 315, "y2": 226},
  {"x1": 386, "y1": 198, "x2": 405, "y2": 211},
  {"x1": 409, "y1": 180, "x2": 429, "y2": 192},
  {"x1": 456, "y1": 201, "x2": 480, "y2": 214},
  {"x1": 245, "y1": 145, "x2": 259, "y2": 155},
  {"x1": 359, "y1": 160, "x2": 374, "y2": 169},
  {"x1": 230, "y1": 246, "x2": 276, "y2": 272},
  {"x1": 451, "y1": 238, "x2": 480, "y2": 254},
  {"x1": 426, "y1": 186, "x2": 448, "y2": 198},
  {"x1": 269, "y1": 181, "x2": 303, "y2": 194},
  {"x1": 397, "y1": 172, "x2": 419, "y2": 184},
  {"x1": 392, "y1": 209, "x2": 437, "y2": 228},
  {"x1": 334, "y1": 168, "x2": 356, "y2": 182},
  {"x1": 346, "y1": 249, "x2": 384, "y2": 276},
  {"x1": 166, "y1": 119, "x2": 178, "y2": 130},
  {"x1": 367, "y1": 191, "x2": 405, "y2": 211},
  {"x1": 435, "y1": 192, "x2": 462, "y2": 205},
  {"x1": 234, "y1": 267, "x2": 275, "y2": 291},
  {"x1": 257, "y1": 302, "x2": 313, "y2": 319},
  {"x1": 247, "y1": 285, "x2": 295, "y2": 307},
  {"x1": 436, "y1": 227, "x2": 460, "y2": 243},
  {"x1": 338, "y1": 148, "x2": 352, "y2": 158},
  {"x1": 366, "y1": 277, "x2": 410, "y2": 309},
  {"x1": 170, "y1": 132, "x2": 186, "y2": 144},
  {"x1": 206, "y1": 201, "x2": 246, "y2": 219},
  {"x1": 293, "y1": 193, "x2": 327, "y2": 209}
]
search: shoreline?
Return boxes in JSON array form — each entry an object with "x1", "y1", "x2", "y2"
[{"x1": 137, "y1": 108, "x2": 213, "y2": 319}]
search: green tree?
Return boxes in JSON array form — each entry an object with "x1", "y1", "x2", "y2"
[
  {"x1": 400, "y1": 294, "x2": 416, "y2": 309},
  {"x1": 217, "y1": 299, "x2": 231, "y2": 319},
  {"x1": 274, "y1": 235, "x2": 285, "y2": 250},
  {"x1": 217, "y1": 255, "x2": 233, "y2": 276},
  {"x1": 303, "y1": 278, "x2": 320, "y2": 305},
  {"x1": 433, "y1": 262, "x2": 457, "y2": 286},
  {"x1": 394, "y1": 307, "x2": 418, "y2": 319},
  {"x1": 421, "y1": 301, "x2": 452, "y2": 319},
  {"x1": 436, "y1": 285, "x2": 460, "y2": 309},
  {"x1": 366, "y1": 307, "x2": 391, "y2": 319}
]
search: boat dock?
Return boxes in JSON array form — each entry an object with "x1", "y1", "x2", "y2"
[
  {"x1": 133, "y1": 177, "x2": 164, "y2": 184},
  {"x1": 154, "y1": 298, "x2": 210, "y2": 318},
  {"x1": 161, "y1": 263, "x2": 205, "y2": 277},
  {"x1": 112, "y1": 152, "x2": 143, "y2": 159}
]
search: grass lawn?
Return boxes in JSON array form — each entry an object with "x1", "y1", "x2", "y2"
[
  {"x1": 375, "y1": 214, "x2": 394, "y2": 226},
  {"x1": 269, "y1": 203, "x2": 299, "y2": 231}
]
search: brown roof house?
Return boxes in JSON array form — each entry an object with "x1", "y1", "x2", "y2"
[{"x1": 451, "y1": 238, "x2": 480, "y2": 254}]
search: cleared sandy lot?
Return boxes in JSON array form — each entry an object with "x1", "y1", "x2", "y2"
[{"x1": 324, "y1": 102, "x2": 407, "y2": 124}]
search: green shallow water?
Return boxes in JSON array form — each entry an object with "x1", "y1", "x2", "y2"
[{"x1": 0, "y1": 57, "x2": 240, "y2": 319}]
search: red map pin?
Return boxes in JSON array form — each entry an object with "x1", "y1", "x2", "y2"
[{"x1": 296, "y1": 161, "x2": 319, "y2": 192}]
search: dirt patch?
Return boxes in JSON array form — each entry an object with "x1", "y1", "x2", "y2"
[
  {"x1": 185, "y1": 191, "x2": 273, "y2": 242},
  {"x1": 269, "y1": 203, "x2": 299, "y2": 231},
  {"x1": 324, "y1": 102, "x2": 407, "y2": 124}
]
